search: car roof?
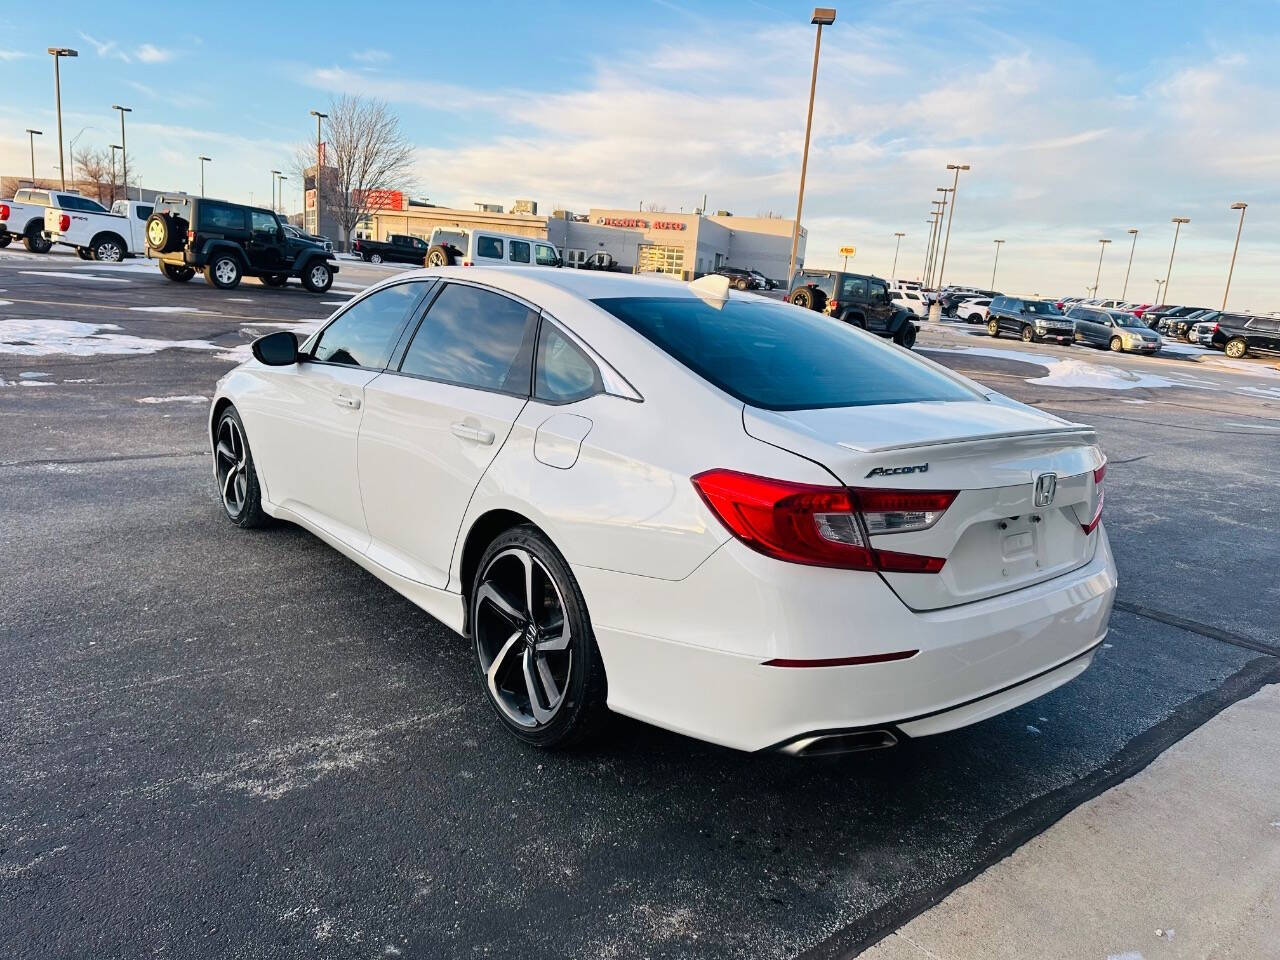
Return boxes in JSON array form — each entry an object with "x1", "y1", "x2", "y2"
[{"x1": 393, "y1": 265, "x2": 738, "y2": 303}]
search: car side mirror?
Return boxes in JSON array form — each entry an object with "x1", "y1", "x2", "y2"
[{"x1": 251, "y1": 330, "x2": 299, "y2": 366}]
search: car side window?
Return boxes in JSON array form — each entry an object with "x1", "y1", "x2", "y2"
[
  {"x1": 535, "y1": 243, "x2": 559, "y2": 266},
  {"x1": 991, "y1": 297, "x2": 1006, "y2": 310},
  {"x1": 535, "y1": 322, "x2": 603, "y2": 404},
  {"x1": 476, "y1": 236, "x2": 503, "y2": 260},
  {"x1": 311, "y1": 282, "x2": 425, "y2": 368},
  {"x1": 869, "y1": 280, "x2": 888, "y2": 300},
  {"x1": 250, "y1": 211, "x2": 277, "y2": 235},
  {"x1": 399, "y1": 283, "x2": 538, "y2": 394},
  {"x1": 201, "y1": 203, "x2": 246, "y2": 232},
  {"x1": 136, "y1": 205, "x2": 153, "y2": 221},
  {"x1": 839, "y1": 276, "x2": 867, "y2": 299},
  {"x1": 509, "y1": 240, "x2": 531, "y2": 264}
]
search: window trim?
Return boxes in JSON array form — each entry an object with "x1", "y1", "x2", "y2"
[{"x1": 301, "y1": 277, "x2": 437, "y2": 371}]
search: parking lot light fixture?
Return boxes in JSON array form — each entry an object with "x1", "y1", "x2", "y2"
[
  {"x1": 199, "y1": 156, "x2": 212, "y2": 197},
  {"x1": 271, "y1": 169, "x2": 282, "y2": 213},
  {"x1": 891, "y1": 231, "x2": 905, "y2": 279},
  {"x1": 278, "y1": 175, "x2": 288, "y2": 217},
  {"x1": 1223, "y1": 202, "x2": 1247, "y2": 311},
  {"x1": 1164, "y1": 217, "x2": 1190, "y2": 303},
  {"x1": 922, "y1": 217, "x2": 938, "y2": 282},
  {"x1": 1121, "y1": 228, "x2": 1138, "y2": 299},
  {"x1": 787, "y1": 8, "x2": 836, "y2": 282},
  {"x1": 1094, "y1": 239, "x2": 1111, "y2": 299},
  {"x1": 310, "y1": 110, "x2": 329, "y2": 239},
  {"x1": 112, "y1": 105, "x2": 131, "y2": 200},
  {"x1": 1154, "y1": 278, "x2": 1166, "y2": 304},
  {"x1": 928, "y1": 189, "x2": 949, "y2": 287},
  {"x1": 991, "y1": 239, "x2": 1005, "y2": 289},
  {"x1": 109, "y1": 144, "x2": 122, "y2": 203},
  {"x1": 936, "y1": 163, "x2": 970, "y2": 289},
  {"x1": 48, "y1": 48, "x2": 78, "y2": 190},
  {"x1": 24, "y1": 129, "x2": 42, "y2": 183}
]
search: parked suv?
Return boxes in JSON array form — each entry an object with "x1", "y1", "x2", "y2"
[
  {"x1": 424, "y1": 227, "x2": 561, "y2": 269},
  {"x1": 713, "y1": 266, "x2": 759, "y2": 290},
  {"x1": 986, "y1": 297, "x2": 1075, "y2": 343},
  {"x1": 940, "y1": 287, "x2": 999, "y2": 317},
  {"x1": 787, "y1": 269, "x2": 917, "y2": 348},
  {"x1": 1193, "y1": 313, "x2": 1280, "y2": 358},
  {"x1": 146, "y1": 195, "x2": 337, "y2": 292}
]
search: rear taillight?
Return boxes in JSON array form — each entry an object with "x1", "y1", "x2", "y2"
[
  {"x1": 59, "y1": 214, "x2": 70, "y2": 232},
  {"x1": 187, "y1": 229, "x2": 195, "y2": 243},
  {"x1": 1083, "y1": 461, "x2": 1106, "y2": 534},
  {"x1": 691, "y1": 470, "x2": 953, "y2": 573},
  {"x1": 462, "y1": 260, "x2": 473, "y2": 266},
  {"x1": 0, "y1": 203, "x2": 9, "y2": 220},
  {"x1": 827, "y1": 299, "x2": 840, "y2": 314}
]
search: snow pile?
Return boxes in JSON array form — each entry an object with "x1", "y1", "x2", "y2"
[
  {"x1": 136, "y1": 395, "x2": 209, "y2": 404},
  {"x1": 128, "y1": 306, "x2": 216, "y2": 314},
  {"x1": 0, "y1": 318, "x2": 219, "y2": 357},
  {"x1": 924, "y1": 345, "x2": 1181, "y2": 391}
]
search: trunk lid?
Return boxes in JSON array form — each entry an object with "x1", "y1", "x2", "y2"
[{"x1": 744, "y1": 398, "x2": 1104, "y2": 611}]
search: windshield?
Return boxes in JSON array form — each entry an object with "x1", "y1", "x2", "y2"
[
  {"x1": 592, "y1": 296, "x2": 978, "y2": 411},
  {"x1": 1024, "y1": 301, "x2": 1064, "y2": 316},
  {"x1": 1112, "y1": 312, "x2": 1145, "y2": 327}
]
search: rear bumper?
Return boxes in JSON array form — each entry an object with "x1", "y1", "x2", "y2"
[{"x1": 576, "y1": 527, "x2": 1116, "y2": 752}]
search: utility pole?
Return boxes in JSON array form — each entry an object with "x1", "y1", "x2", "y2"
[
  {"x1": 928, "y1": 192, "x2": 948, "y2": 287},
  {"x1": 935, "y1": 163, "x2": 969, "y2": 289},
  {"x1": 112, "y1": 105, "x2": 131, "y2": 200},
  {"x1": 199, "y1": 156, "x2": 211, "y2": 197},
  {"x1": 890, "y1": 231, "x2": 905, "y2": 279},
  {"x1": 278, "y1": 175, "x2": 288, "y2": 217},
  {"x1": 110, "y1": 144, "x2": 122, "y2": 204},
  {"x1": 788, "y1": 8, "x2": 836, "y2": 282},
  {"x1": 1121, "y1": 228, "x2": 1138, "y2": 300},
  {"x1": 1222, "y1": 203, "x2": 1247, "y2": 311},
  {"x1": 271, "y1": 169, "x2": 281, "y2": 213},
  {"x1": 25, "y1": 129, "x2": 42, "y2": 183},
  {"x1": 1164, "y1": 217, "x2": 1190, "y2": 304},
  {"x1": 310, "y1": 109, "x2": 328, "y2": 239},
  {"x1": 47, "y1": 48, "x2": 78, "y2": 189},
  {"x1": 991, "y1": 239, "x2": 1005, "y2": 289}
]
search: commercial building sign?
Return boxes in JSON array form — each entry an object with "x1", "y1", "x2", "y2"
[
  {"x1": 353, "y1": 188, "x2": 405, "y2": 211},
  {"x1": 596, "y1": 216, "x2": 687, "y2": 231}
]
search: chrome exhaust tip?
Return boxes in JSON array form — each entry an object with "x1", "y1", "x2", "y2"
[{"x1": 778, "y1": 729, "x2": 899, "y2": 757}]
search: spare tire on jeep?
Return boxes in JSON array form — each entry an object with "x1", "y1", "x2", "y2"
[
  {"x1": 146, "y1": 212, "x2": 186, "y2": 254},
  {"x1": 425, "y1": 244, "x2": 455, "y2": 268},
  {"x1": 788, "y1": 286, "x2": 825, "y2": 312}
]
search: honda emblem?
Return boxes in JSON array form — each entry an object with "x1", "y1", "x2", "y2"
[{"x1": 1034, "y1": 473, "x2": 1057, "y2": 507}]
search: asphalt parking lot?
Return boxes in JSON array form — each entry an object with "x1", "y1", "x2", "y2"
[{"x1": 2, "y1": 251, "x2": 1278, "y2": 959}]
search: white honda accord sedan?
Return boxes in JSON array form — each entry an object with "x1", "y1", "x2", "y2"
[{"x1": 210, "y1": 267, "x2": 1117, "y2": 756}]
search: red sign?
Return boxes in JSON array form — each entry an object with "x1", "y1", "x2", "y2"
[
  {"x1": 354, "y1": 188, "x2": 405, "y2": 211},
  {"x1": 597, "y1": 216, "x2": 687, "y2": 231}
]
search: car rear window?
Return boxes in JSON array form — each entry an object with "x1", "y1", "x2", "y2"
[{"x1": 593, "y1": 296, "x2": 977, "y2": 411}]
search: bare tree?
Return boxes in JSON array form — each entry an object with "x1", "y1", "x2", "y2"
[
  {"x1": 295, "y1": 95, "x2": 415, "y2": 250},
  {"x1": 73, "y1": 145, "x2": 116, "y2": 205}
]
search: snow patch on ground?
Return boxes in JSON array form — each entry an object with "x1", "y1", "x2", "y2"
[
  {"x1": 923, "y1": 345, "x2": 1181, "y2": 390},
  {"x1": 137, "y1": 395, "x2": 208, "y2": 404},
  {"x1": 128, "y1": 305, "x2": 216, "y2": 314},
  {"x1": 18, "y1": 271, "x2": 131, "y2": 283},
  {"x1": 225, "y1": 297, "x2": 254, "y2": 302},
  {"x1": 0, "y1": 318, "x2": 220, "y2": 357},
  {"x1": 19, "y1": 379, "x2": 53, "y2": 386},
  {"x1": 0, "y1": 300, "x2": 12, "y2": 307}
]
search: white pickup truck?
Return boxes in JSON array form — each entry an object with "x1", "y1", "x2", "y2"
[
  {"x1": 0, "y1": 188, "x2": 109, "y2": 252},
  {"x1": 44, "y1": 197, "x2": 155, "y2": 262}
]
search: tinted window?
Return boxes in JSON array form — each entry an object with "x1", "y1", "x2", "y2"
[
  {"x1": 839, "y1": 276, "x2": 867, "y2": 299},
  {"x1": 154, "y1": 197, "x2": 191, "y2": 219},
  {"x1": 991, "y1": 297, "x2": 1008, "y2": 310},
  {"x1": 869, "y1": 280, "x2": 888, "y2": 300},
  {"x1": 535, "y1": 243, "x2": 559, "y2": 266},
  {"x1": 509, "y1": 239, "x2": 531, "y2": 264},
  {"x1": 797, "y1": 273, "x2": 835, "y2": 296},
  {"x1": 250, "y1": 210, "x2": 278, "y2": 234},
  {"x1": 15, "y1": 190, "x2": 49, "y2": 204},
  {"x1": 536, "y1": 322, "x2": 602, "y2": 404},
  {"x1": 1023, "y1": 301, "x2": 1063, "y2": 315},
  {"x1": 200, "y1": 202, "x2": 246, "y2": 232},
  {"x1": 593, "y1": 296, "x2": 977, "y2": 411},
  {"x1": 476, "y1": 236, "x2": 503, "y2": 260},
  {"x1": 311, "y1": 282, "x2": 424, "y2": 368},
  {"x1": 400, "y1": 284, "x2": 537, "y2": 393},
  {"x1": 136, "y1": 205, "x2": 153, "y2": 221}
]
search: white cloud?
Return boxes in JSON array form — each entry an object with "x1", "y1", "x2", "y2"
[
  {"x1": 78, "y1": 31, "x2": 131, "y2": 62},
  {"x1": 0, "y1": 50, "x2": 29, "y2": 61},
  {"x1": 351, "y1": 48, "x2": 391, "y2": 63},
  {"x1": 135, "y1": 44, "x2": 174, "y2": 63}
]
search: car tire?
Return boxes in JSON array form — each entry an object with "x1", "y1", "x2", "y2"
[
  {"x1": 0, "y1": 234, "x2": 10, "y2": 248},
  {"x1": 205, "y1": 253, "x2": 242, "y2": 290},
  {"x1": 470, "y1": 524, "x2": 609, "y2": 749},
  {"x1": 145, "y1": 213, "x2": 185, "y2": 254},
  {"x1": 22, "y1": 227, "x2": 51, "y2": 254},
  {"x1": 788, "y1": 288, "x2": 815, "y2": 309},
  {"x1": 160, "y1": 263, "x2": 195, "y2": 282},
  {"x1": 300, "y1": 261, "x2": 334, "y2": 293},
  {"x1": 1224, "y1": 338, "x2": 1248, "y2": 359},
  {"x1": 895, "y1": 324, "x2": 917, "y2": 350},
  {"x1": 967, "y1": 313, "x2": 982, "y2": 323},
  {"x1": 214, "y1": 406, "x2": 269, "y2": 529},
  {"x1": 1109, "y1": 336, "x2": 1123, "y2": 352},
  {"x1": 426, "y1": 244, "x2": 454, "y2": 267},
  {"x1": 1021, "y1": 325, "x2": 1035, "y2": 343},
  {"x1": 90, "y1": 235, "x2": 126, "y2": 262},
  {"x1": 261, "y1": 273, "x2": 288, "y2": 287},
  {"x1": 369, "y1": 253, "x2": 384, "y2": 264},
  {"x1": 987, "y1": 319, "x2": 1000, "y2": 337},
  {"x1": 76, "y1": 247, "x2": 93, "y2": 260}
]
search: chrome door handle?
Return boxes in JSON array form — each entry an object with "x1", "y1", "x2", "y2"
[
  {"x1": 451, "y1": 423, "x2": 495, "y2": 444},
  {"x1": 332, "y1": 394, "x2": 361, "y2": 409}
]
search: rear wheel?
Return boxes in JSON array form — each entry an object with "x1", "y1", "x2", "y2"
[
  {"x1": 22, "y1": 227, "x2": 51, "y2": 254},
  {"x1": 160, "y1": 263, "x2": 195, "y2": 282},
  {"x1": 987, "y1": 318, "x2": 1000, "y2": 337},
  {"x1": 91, "y1": 235, "x2": 125, "y2": 262},
  {"x1": 1109, "y1": 336, "x2": 1123, "y2": 352},
  {"x1": 1021, "y1": 325, "x2": 1035, "y2": 343},
  {"x1": 734, "y1": 278, "x2": 749, "y2": 290},
  {"x1": 1224, "y1": 338, "x2": 1248, "y2": 359},
  {"x1": 369, "y1": 252, "x2": 383, "y2": 264},
  {"x1": 426, "y1": 244, "x2": 454, "y2": 267},
  {"x1": 0, "y1": 234, "x2": 10, "y2": 248},
  {"x1": 214, "y1": 406, "x2": 268, "y2": 529},
  {"x1": 470, "y1": 526, "x2": 608, "y2": 749},
  {"x1": 300, "y1": 261, "x2": 334, "y2": 293},
  {"x1": 205, "y1": 253, "x2": 242, "y2": 290}
]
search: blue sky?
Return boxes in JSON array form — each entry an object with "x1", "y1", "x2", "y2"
[{"x1": 2, "y1": 0, "x2": 1278, "y2": 308}]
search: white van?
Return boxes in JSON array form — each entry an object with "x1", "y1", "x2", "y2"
[{"x1": 425, "y1": 227, "x2": 561, "y2": 269}]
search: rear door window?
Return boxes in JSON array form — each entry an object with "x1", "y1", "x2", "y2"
[
  {"x1": 594, "y1": 296, "x2": 978, "y2": 410},
  {"x1": 475, "y1": 236, "x2": 503, "y2": 260},
  {"x1": 200, "y1": 202, "x2": 246, "y2": 232},
  {"x1": 509, "y1": 239, "x2": 531, "y2": 264},
  {"x1": 310, "y1": 282, "x2": 427, "y2": 368},
  {"x1": 839, "y1": 276, "x2": 868, "y2": 299},
  {"x1": 399, "y1": 283, "x2": 538, "y2": 394}
]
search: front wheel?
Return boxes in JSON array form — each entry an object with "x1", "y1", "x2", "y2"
[
  {"x1": 301, "y1": 261, "x2": 334, "y2": 293},
  {"x1": 214, "y1": 406, "x2": 269, "y2": 528},
  {"x1": 1224, "y1": 338, "x2": 1248, "y2": 359},
  {"x1": 1109, "y1": 336, "x2": 1123, "y2": 352},
  {"x1": 470, "y1": 526, "x2": 608, "y2": 749},
  {"x1": 369, "y1": 253, "x2": 383, "y2": 264},
  {"x1": 1021, "y1": 325, "x2": 1035, "y2": 343},
  {"x1": 987, "y1": 319, "x2": 1000, "y2": 337},
  {"x1": 0, "y1": 234, "x2": 10, "y2": 248},
  {"x1": 895, "y1": 324, "x2": 917, "y2": 350},
  {"x1": 205, "y1": 254, "x2": 242, "y2": 289}
]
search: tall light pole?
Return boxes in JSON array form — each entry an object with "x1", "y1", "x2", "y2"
[
  {"x1": 1222, "y1": 202, "x2": 1247, "y2": 311},
  {"x1": 278, "y1": 175, "x2": 288, "y2": 217},
  {"x1": 991, "y1": 239, "x2": 1005, "y2": 289},
  {"x1": 921, "y1": 217, "x2": 937, "y2": 283},
  {"x1": 271, "y1": 169, "x2": 282, "y2": 213},
  {"x1": 24, "y1": 129, "x2": 42, "y2": 183},
  {"x1": 198, "y1": 156, "x2": 212, "y2": 197},
  {"x1": 310, "y1": 109, "x2": 329, "y2": 238},
  {"x1": 935, "y1": 162, "x2": 970, "y2": 289},
  {"x1": 1164, "y1": 217, "x2": 1190, "y2": 304},
  {"x1": 112, "y1": 105, "x2": 131, "y2": 200},
  {"x1": 47, "y1": 48, "x2": 78, "y2": 189},
  {"x1": 1154, "y1": 278, "x2": 1165, "y2": 304},
  {"x1": 928, "y1": 189, "x2": 949, "y2": 287},
  {"x1": 787, "y1": 8, "x2": 836, "y2": 281},
  {"x1": 1093, "y1": 239, "x2": 1111, "y2": 299},
  {"x1": 110, "y1": 144, "x2": 122, "y2": 204},
  {"x1": 1116, "y1": 228, "x2": 1138, "y2": 301},
  {"x1": 890, "y1": 231, "x2": 905, "y2": 279}
]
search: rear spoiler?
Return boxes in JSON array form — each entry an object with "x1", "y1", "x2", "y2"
[{"x1": 838, "y1": 424, "x2": 1097, "y2": 455}]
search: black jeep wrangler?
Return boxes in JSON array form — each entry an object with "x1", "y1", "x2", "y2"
[
  {"x1": 787, "y1": 269, "x2": 917, "y2": 349},
  {"x1": 145, "y1": 195, "x2": 337, "y2": 293}
]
